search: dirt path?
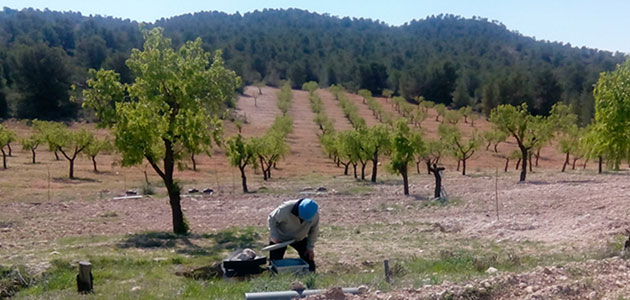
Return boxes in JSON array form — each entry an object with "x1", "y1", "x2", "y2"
[
  {"x1": 236, "y1": 86, "x2": 281, "y2": 137},
  {"x1": 317, "y1": 89, "x2": 353, "y2": 131},
  {"x1": 278, "y1": 89, "x2": 333, "y2": 177}
]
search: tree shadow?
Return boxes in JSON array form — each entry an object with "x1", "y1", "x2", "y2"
[
  {"x1": 117, "y1": 228, "x2": 266, "y2": 257},
  {"x1": 524, "y1": 179, "x2": 601, "y2": 185},
  {"x1": 52, "y1": 177, "x2": 100, "y2": 184}
]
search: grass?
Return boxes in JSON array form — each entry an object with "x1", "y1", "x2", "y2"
[{"x1": 4, "y1": 224, "x2": 626, "y2": 299}]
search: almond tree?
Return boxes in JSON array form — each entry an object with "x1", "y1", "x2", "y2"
[
  {"x1": 389, "y1": 119, "x2": 424, "y2": 195},
  {"x1": 84, "y1": 137, "x2": 112, "y2": 173},
  {"x1": 226, "y1": 134, "x2": 256, "y2": 193},
  {"x1": 592, "y1": 60, "x2": 630, "y2": 170},
  {"x1": 49, "y1": 128, "x2": 94, "y2": 178},
  {"x1": 490, "y1": 104, "x2": 542, "y2": 182},
  {"x1": 0, "y1": 125, "x2": 15, "y2": 169},
  {"x1": 439, "y1": 124, "x2": 480, "y2": 175},
  {"x1": 83, "y1": 28, "x2": 241, "y2": 234}
]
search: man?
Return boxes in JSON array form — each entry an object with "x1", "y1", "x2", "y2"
[{"x1": 268, "y1": 198, "x2": 319, "y2": 272}]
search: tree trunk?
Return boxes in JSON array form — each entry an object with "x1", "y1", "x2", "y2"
[
  {"x1": 31, "y1": 148, "x2": 37, "y2": 164},
  {"x1": 416, "y1": 161, "x2": 421, "y2": 174},
  {"x1": 402, "y1": 167, "x2": 409, "y2": 195},
  {"x1": 583, "y1": 160, "x2": 587, "y2": 169},
  {"x1": 361, "y1": 162, "x2": 366, "y2": 180},
  {"x1": 504, "y1": 158, "x2": 509, "y2": 172},
  {"x1": 239, "y1": 166, "x2": 248, "y2": 193},
  {"x1": 519, "y1": 147, "x2": 528, "y2": 182},
  {"x1": 528, "y1": 152, "x2": 533, "y2": 172},
  {"x1": 485, "y1": 142, "x2": 491, "y2": 151},
  {"x1": 260, "y1": 157, "x2": 267, "y2": 180},
  {"x1": 430, "y1": 164, "x2": 444, "y2": 198},
  {"x1": 343, "y1": 163, "x2": 349, "y2": 175},
  {"x1": 572, "y1": 158, "x2": 578, "y2": 170},
  {"x1": 562, "y1": 152, "x2": 569, "y2": 172},
  {"x1": 353, "y1": 164, "x2": 357, "y2": 179},
  {"x1": 1, "y1": 148, "x2": 6, "y2": 169},
  {"x1": 494, "y1": 143, "x2": 499, "y2": 153},
  {"x1": 7, "y1": 143, "x2": 12, "y2": 156},
  {"x1": 371, "y1": 150, "x2": 378, "y2": 182},
  {"x1": 166, "y1": 181, "x2": 186, "y2": 234},
  {"x1": 456, "y1": 159, "x2": 461, "y2": 171},
  {"x1": 598, "y1": 156, "x2": 603, "y2": 174},
  {"x1": 191, "y1": 153, "x2": 197, "y2": 171},
  {"x1": 535, "y1": 149, "x2": 541, "y2": 166},
  {"x1": 69, "y1": 158, "x2": 75, "y2": 179},
  {"x1": 426, "y1": 160, "x2": 432, "y2": 175},
  {"x1": 54, "y1": 151, "x2": 60, "y2": 160},
  {"x1": 516, "y1": 158, "x2": 521, "y2": 170},
  {"x1": 462, "y1": 158, "x2": 467, "y2": 176},
  {"x1": 92, "y1": 156, "x2": 98, "y2": 173}
]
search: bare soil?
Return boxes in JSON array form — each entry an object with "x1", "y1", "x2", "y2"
[{"x1": 1, "y1": 87, "x2": 629, "y2": 299}]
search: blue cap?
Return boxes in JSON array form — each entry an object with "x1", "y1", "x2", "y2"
[{"x1": 298, "y1": 199, "x2": 318, "y2": 221}]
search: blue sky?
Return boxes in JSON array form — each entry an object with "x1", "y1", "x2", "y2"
[{"x1": 4, "y1": 0, "x2": 629, "y2": 53}]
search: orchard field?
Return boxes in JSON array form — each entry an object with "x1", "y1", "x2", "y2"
[{"x1": 2, "y1": 81, "x2": 630, "y2": 299}]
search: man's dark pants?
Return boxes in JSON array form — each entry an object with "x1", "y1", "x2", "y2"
[{"x1": 268, "y1": 239, "x2": 316, "y2": 272}]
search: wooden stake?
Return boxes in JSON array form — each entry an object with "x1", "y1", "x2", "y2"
[
  {"x1": 384, "y1": 259, "x2": 390, "y2": 283},
  {"x1": 77, "y1": 261, "x2": 93, "y2": 293},
  {"x1": 495, "y1": 168, "x2": 499, "y2": 221}
]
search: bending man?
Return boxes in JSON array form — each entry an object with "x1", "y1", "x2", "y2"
[{"x1": 268, "y1": 198, "x2": 319, "y2": 272}]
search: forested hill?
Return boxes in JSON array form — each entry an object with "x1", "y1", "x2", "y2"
[{"x1": 0, "y1": 7, "x2": 626, "y2": 122}]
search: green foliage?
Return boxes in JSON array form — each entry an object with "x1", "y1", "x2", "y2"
[
  {"x1": 302, "y1": 81, "x2": 319, "y2": 94},
  {"x1": 226, "y1": 134, "x2": 256, "y2": 192},
  {"x1": 490, "y1": 103, "x2": 544, "y2": 181},
  {"x1": 593, "y1": 60, "x2": 630, "y2": 169},
  {"x1": 48, "y1": 127, "x2": 95, "y2": 178},
  {"x1": 0, "y1": 125, "x2": 16, "y2": 168},
  {"x1": 276, "y1": 82, "x2": 293, "y2": 115},
  {"x1": 434, "y1": 104, "x2": 447, "y2": 122},
  {"x1": 389, "y1": 119, "x2": 424, "y2": 194},
  {"x1": 438, "y1": 124, "x2": 480, "y2": 175},
  {"x1": 331, "y1": 86, "x2": 367, "y2": 130},
  {"x1": 444, "y1": 110, "x2": 463, "y2": 124}
]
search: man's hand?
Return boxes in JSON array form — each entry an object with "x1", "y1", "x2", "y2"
[{"x1": 305, "y1": 249, "x2": 315, "y2": 261}]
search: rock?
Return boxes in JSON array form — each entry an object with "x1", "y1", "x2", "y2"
[
  {"x1": 525, "y1": 286, "x2": 534, "y2": 293},
  {"x1": 385, "y1": 207, "x2": 394, "y2": 212},
  {"x1": 290, "y1": 281, "x2": 305, "y2": 292},
  {"x1": 358, "y1": 285, "x2": 369, "y2": 294},
  {"x1": 202, "y1": 188, "x2": 214, "y2": 194},
  {"x1": 130, "y1": 286, "x2": 141, "y2": 292},
  {"x1": 301, "y1": 187, "x2": 314, "y2": 191},
  {"x1": 486, "y1": 267, "x2": 498, "y2": 274},
  {"x1": 316, "y1": 186, "x2": 327, "y2": 192},
  {"x1": 187, "y1": 188, "x2": 199, "y2": 193},
  {"x1": 153, "y1": 257, "x2": 167, "y2": 262},
  {"x1": 50, "y1": 251, "x2": 60, "y2": 255},
  {"x1": 125, "y1": 190, "x2": 137, "y2": 195},
  {"x1": 233, "y1": 248, "x2": 257, "y2": 261}
]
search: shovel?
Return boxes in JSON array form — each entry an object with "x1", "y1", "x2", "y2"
[{"x1": 261, "y1": 239, "x2": 295, "y2": 252}]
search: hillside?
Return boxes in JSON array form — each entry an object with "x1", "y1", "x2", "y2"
[{"x1": 0, "y1": 8, "x2": 626, "y2": 122}]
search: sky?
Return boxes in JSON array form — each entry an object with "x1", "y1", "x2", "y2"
[{"x1": 3, "y1": 0, "x2": 629, "y2": 54}]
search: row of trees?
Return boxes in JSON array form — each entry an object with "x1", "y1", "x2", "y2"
[
  {"x1": 226, "y1": 83, "x2": 294, "y2": 193},
  {"x1": 0, "y1": 121, "x2": 112, "y2": 176}
]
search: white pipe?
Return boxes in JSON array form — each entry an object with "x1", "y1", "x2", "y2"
[{"x1": 245, "y1": 287, "x2": 361, "y2": 300}]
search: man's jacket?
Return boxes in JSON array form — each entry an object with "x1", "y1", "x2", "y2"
[{"x1": 268, "y1": 199, "x2": 319, "y2": 250}]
